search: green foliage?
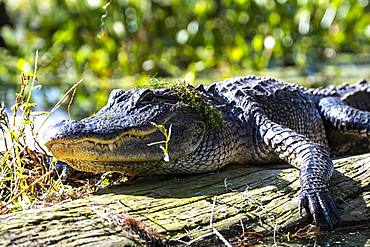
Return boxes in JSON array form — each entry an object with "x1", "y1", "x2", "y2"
[
  {"x1": 147, "y1": 123, "x2": 171, "y2": 162},
  {"x1": 0, "y1": 0, "x2": 369, "y2": 84}
]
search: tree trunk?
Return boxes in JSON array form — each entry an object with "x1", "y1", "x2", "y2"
[{"x1": 1, "y1": 154, "x2": 369, "y2": 246}]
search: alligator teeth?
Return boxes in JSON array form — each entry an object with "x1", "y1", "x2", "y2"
[
  {"x1": 84, "y1": 141, "x2": 94, "y2": 147},
  {"x1": 64, "y1": 132, "x2": 150, "y2": 151},
  {"x1": 108, "y1": 144, "x2": 115, "y2": 151}
]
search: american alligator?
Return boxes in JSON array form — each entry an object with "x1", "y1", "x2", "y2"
[{"x1": 44, "y1": 76, "x2": 370, "y2": 228}]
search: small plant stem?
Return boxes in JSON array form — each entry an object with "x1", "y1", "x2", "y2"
[
  {"x1": 1, "y1": 169, "x2": 54, "y2": 209},
  {"x1": 37, "y1": 79, "x2": 83, "y2": 132}
]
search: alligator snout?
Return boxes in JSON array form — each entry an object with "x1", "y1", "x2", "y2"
[{"x1": 43, "y1": 119, "x2": 86, "y2": 145}]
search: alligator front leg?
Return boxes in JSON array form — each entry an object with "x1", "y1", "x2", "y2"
[{"x1": 254, "y1": 113, "x2": 341, "y2": 228}]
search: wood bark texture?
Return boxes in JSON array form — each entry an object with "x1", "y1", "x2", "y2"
[{"x1": 0, "y1": 154, "x2": 369, "y2": 246}]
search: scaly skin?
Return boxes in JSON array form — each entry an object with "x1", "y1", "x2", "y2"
[{"x1": 44, "y1": 76, "x2": 370, "y2": 228}]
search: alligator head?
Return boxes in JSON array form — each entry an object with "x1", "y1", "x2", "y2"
[{"x1": 44, "y1": 87, "x2": 216, "y2": 175}]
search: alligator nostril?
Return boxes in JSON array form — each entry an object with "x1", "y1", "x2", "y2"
[
  {"x1": 43, "y1": 119, "x2": 81, "y2": 143},
  {"x1": 43, "y1": 124, "x2": 62, "y2": 143}
]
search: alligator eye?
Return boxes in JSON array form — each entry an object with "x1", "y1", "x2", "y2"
[
  {"x1": 161, "y1": 95, "x2": 180, "y2": 104},
  {"x1": 140, "y1": 91, "x2": 155, "y2": 103}
]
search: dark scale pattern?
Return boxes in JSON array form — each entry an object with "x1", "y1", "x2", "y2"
[
  {"x1": 205, "y1": 76, "x2": 370, "y2": 227},
  {"x1": 45, "y1": 76, "x2": 370, "y2": 228},
  {"x1": 169, "y1": 125, "x2": 237, "y2": 174},
  {"x1": 213, "y1": 76, "x2": 328, "y2": 147},
  {"x1": 319, "y1": 97, "x2": 370, "y2": 136}
]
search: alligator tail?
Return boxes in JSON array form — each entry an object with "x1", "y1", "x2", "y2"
[{"x1": 318, "y1": 97, "x2": 370, "y2": 137}]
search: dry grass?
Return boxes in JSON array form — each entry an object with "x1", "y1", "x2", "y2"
[{"x1": 0, "y1": 52, "x2": 120, "y2": 215}]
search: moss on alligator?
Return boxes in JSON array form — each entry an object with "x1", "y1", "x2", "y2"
[{"x1": 143, "y1": 78, "x2": 224, "y2": 126}]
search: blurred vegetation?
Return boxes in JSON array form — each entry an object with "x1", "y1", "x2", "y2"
[{"x1": 0, "y1": 0, "x2": 369, "y2": 115}]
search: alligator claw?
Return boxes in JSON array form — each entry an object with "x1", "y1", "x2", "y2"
[
  {"x1": 325, "y1": 192, "x2": 342, "y2": 223},
  {"x1": 299, "y1": 188, "x2": 341, "y2": 228}
]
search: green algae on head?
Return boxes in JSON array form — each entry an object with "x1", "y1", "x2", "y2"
[{"x1": 142, "y1": 78, "x2": 223, "y2": 126}]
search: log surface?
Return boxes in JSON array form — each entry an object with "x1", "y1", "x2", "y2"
[{"x1": 0, "y1": 154, "x2": 369, "y2": 246}]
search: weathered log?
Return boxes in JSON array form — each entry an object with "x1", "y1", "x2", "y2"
[{"x1": 0, "y1": 154, "x2": 369, "y2": 246}]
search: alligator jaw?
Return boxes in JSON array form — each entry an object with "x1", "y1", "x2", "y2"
[
  {"x1": 45, "y1": 128, "x2": 158, "y2": 162},
  {"x1": 62, "y1": 158, "x2": 163, "y2": 175}
]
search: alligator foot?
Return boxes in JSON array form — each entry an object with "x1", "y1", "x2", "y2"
[{"x1": 299, "y1": 187, "x2": 341, "y2": 229}]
